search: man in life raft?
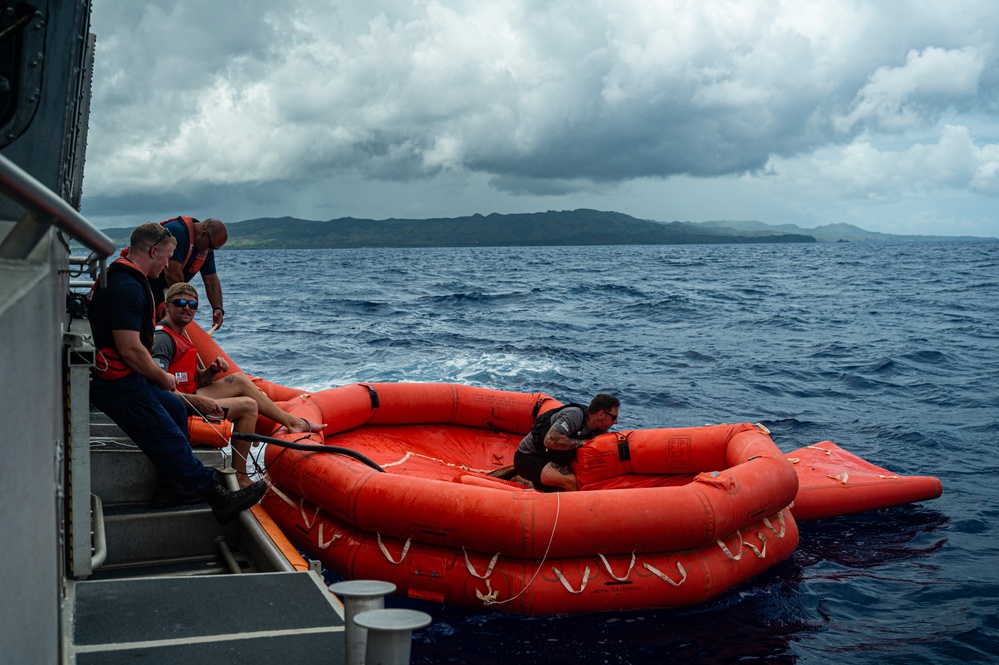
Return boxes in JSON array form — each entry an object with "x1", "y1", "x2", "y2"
[
  {"x1": 88, "y1": 223, "x2": 266, "y2": 524},
  {"x1": 514, "y1": 394, "x2": 620, "y2": 491},
  {"x1": 152, "y1": 282, "x2": 325, "y2": 487}
]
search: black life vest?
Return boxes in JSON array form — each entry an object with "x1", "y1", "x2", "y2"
[{"x1": 530, "y1": 403, "x2": 590, "y2": 449}]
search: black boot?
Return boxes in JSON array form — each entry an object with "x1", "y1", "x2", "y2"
[
  {"x1": 151, "y1": 476, "x2": 206, "y2": 509},
  {"x1": 202, "y1": 479, "x2": 267, "y2": 525}
]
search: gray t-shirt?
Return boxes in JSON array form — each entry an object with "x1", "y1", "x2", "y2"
[
  {"x1": 517, "y1": 405, "x2": 590, "y2": 455},
  {"x1": 150, "y1": 329, "x2": 177, "y2": 373}
]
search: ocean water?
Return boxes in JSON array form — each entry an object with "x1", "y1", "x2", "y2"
[{"x1": 207, "y1": 241, "x2": 998, "y2": 664}]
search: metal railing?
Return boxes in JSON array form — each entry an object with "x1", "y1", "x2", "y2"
[{"x1": 0, "y1": 151, "x2": 114, "y2": 259}]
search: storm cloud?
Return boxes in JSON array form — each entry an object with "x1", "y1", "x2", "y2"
[{"x1": 84, "y1": 0, "x2": 999, "y2": 236}]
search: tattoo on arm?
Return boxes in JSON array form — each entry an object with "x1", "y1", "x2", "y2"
[
  {"x1": 544, "y1": 430, "x2": 585, "y2": 451},
  {"x1": 551, "y1": 463, "x2": 574, "y2": 477}
]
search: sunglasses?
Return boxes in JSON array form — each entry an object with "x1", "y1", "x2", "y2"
[
  {"x1": 168, "y1": 298, "x2": 199, "y2": 310},
  {"x1": 602, "y1": 410, "x2": 619, "y2": 422},
  {"x1": 155, "y1": 226, "x2": 173, "y2": 246}
]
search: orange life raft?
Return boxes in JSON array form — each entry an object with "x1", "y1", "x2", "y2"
[
  {"x1": 184, "y1": 322, "x2": 942, "y2": 614},
  {"x1": 260, "y1": 383, "x2": 801, "y2": 614}
]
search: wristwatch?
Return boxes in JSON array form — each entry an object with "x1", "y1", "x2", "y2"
[{"x1": 213, "y1": 307, "x2": 225, "y2": 315}]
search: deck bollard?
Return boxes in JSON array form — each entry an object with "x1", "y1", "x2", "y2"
[
  {"x1": 354, "y1": 609, "x2": 432, "y2": 665},
  {"x1": 328, "y1": 580, "x2": 397, "y2": 665}
]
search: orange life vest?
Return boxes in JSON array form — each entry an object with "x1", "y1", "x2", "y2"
[
  {"x1": 155, "y1": 325, "x2": 200, "y2": 394},
  {"x1": 161, "y1": 216, "x2": 209, "y2": 277},
  {"x1": 89, "y1": 255, "x2": 156, "y2": 381}
]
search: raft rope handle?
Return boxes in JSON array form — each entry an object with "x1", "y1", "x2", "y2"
[
  {"x1": 377, "y1": 533, "x2": 412, "y2": 564},
  {"x1": 474, "y1": 491, "x2": 562, "y2": 607},
  {"x1": 717, "y1": 530, "x2": 744, "y2": 561},
  {"x1": 763, "y1": 510, "x2": 788, "y2": 538},
  {"x1": 787, "y1": 457, "x2": 800, "y2": 464},
  {"x1": 552, "y1": 566, "x2": 591, "y2": 594},
  {"x1": 643, "y1": 560, "x2": 688, "y2": 587},
  {"x1": 300, "y1": 501, "x2": 321, "y2": 529},
  {"x1": 463, "y1": 548, "x2": 500, "y2": 580},
  {"x1": 828, "y1": 471, "x2": 849, "y2": 484},
  {"x1": 474, "y1": 580, "x2": 500, "y2": 605},
  {"x1": 754, "y1": 422, "x2": 771, "y2": 434},
  {"x1": 597, "y1": 551, "x2": 636, "y2": 581},
  {"x1": 807, "y1": 445, "x2": 831, "y2": 455},
  {"x1": 742, "y1": 532, "x2": 768, "y2": 559},
  {"x1": 878, "y1": 474, "x2": 899, "y2": 479},
  {"x1": 317, "y1": 522, "x2": 342, "y2": 549}
]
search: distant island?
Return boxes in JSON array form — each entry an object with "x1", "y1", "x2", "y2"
[{"x1": 97, "y1": 209, "x2": 994, "y2": 250}]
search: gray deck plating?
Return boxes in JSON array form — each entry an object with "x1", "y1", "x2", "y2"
[{"x1": 70, "y1": 571, "x2": 345, "y2": 664}]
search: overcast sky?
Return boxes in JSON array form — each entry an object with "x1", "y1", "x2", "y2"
[{"x1": 82, "y1": 1, "x2": 999, "y2": 237}]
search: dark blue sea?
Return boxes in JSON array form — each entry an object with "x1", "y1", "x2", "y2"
[{"x1": 208, "y1": 241, "x2": 998, "y2": 664}]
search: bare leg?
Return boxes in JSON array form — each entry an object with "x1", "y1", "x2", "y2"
[
  {"x1": 540, "y1": 462, "x2": 579, "y2": 491},
  {"x1": 214, "y1": 396, "x2": 258, "y2": 488},
  {"x1": 199, "y1": 372, "x2": 323, "y2": 433}
]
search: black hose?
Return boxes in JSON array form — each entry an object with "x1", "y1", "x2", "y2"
[{"x1": 232, "y1": 431, "x2": 385, "y2": 472}]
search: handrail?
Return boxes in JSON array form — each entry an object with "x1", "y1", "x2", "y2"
[{"x1": 0, "y1": 152, "x2": 115, "y2": 257}]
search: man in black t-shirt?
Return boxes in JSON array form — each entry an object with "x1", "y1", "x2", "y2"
[
  {"x1": 514, "y1": 394, "x2": 620, "y2": 492},
  {"x1": 88, "y1": 223, "x2": 264, "y2": 524}
]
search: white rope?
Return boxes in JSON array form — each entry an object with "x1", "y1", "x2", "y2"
[
  {"x1": 476, "y1": 491, "x2": 562, "y2": 607},
  {"x1": 763, "y1": 510, "x2": 787, "y2": 538},
  {"x1": 643, "y1": 560, "x2": 688, "y2": 587},
  {"x1": 178, "y1": 392, "x2": 234, "y2": 448},
  {"x1": 717, "y1": 530, "x2": 745, "y2": 561},
  {"x1": 266, "y1": 483, "x2": 297, "y2": 509},
  {"x1": 827, "y1": 471, "x2": 849, "y2": 484},
  {"x1": 597, "y1": 551, "x2": 636, "y2": 581},
  {"x1": 474, "y1": 579, "x2": 500, "y2": 604},
  {"x1": 317, "y1": 522, "x2": 342, "y2": 549},
  {"x1": 90, "y1": 437, "x2": 137, "y2": 449},
  {"x1": 463, "y1": 548, "x2": 500, "y2": 580},
  {"x1": 300, "y1": 500, "x2": 320, "y2": 529},
  {"x1": 379, "y1": 449, "x2": 503, "y2": 475},
  {"x1": 754, "y1": 422, "x2": 771, "y2": 434},
  {"x1": 742, "y1": 532, "x2": 768, "y2": 559},
  {"x1": 552, "y1": 566, "x2": 591, "y2": 594},
  {"x1": 376, "y1": 533, "x2": 412, "y2": 564},
  {"x1": 380, "y1": 451, "x2": 413, "y2": 468},
  {"x1": 93, "y1": 349, "x2": 110, "y2": 373},
  {"x1": 807, "y1": 445, "x2": 832, "y2": 455}
]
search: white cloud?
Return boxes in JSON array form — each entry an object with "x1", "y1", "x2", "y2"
[
  {"x1": 836, "y1": 47, "x2": 985, "y2": 132},
  {"x1": 83, "y1": 0, "x2": 999, "y2": 237},
  {"x1": 762, "y1": 124, "x2": 999, "y2": 200}
]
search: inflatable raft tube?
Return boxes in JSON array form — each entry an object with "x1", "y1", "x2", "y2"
[
  {"x1": 263, "y1": 384, "x2": 800, "y2": 559},
  {"x1": 262, "y1": 486, "x2": 798, "y2": 615}
]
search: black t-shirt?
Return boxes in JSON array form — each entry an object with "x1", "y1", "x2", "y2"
[{"x1": 89, "y1": 264, "x2": 153, "y2": 351}]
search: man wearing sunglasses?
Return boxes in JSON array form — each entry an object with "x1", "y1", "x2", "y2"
[
  {"x1": 514, "y1": 393, "x2": 620, "y2": 492},
  {"x1": 148, "y1": 216, "x2": 229, "y2": 330},
  {"x1": 88, "y1": 223, "x2": 266, "y2": 524},
  {"x1": 152, "y1": 282, "x2": 326, "y2": 487}
]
